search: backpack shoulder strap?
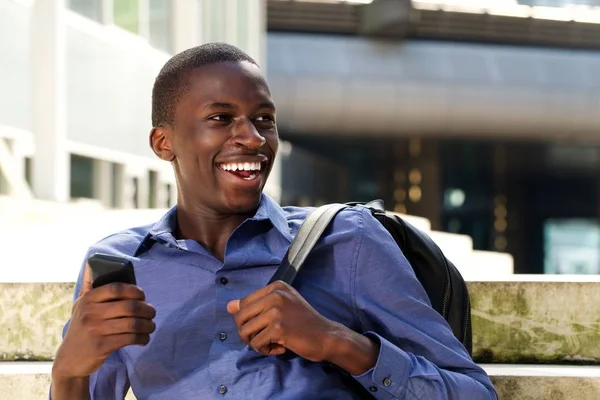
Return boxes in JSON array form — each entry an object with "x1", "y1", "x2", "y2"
[{"x1": 268, "y1": 203, "x2": 348, "y2": 285}]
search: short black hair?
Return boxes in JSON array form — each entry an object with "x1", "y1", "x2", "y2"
[{"x1": 151, "y1": 42, "x2": 258, "y2": 127}]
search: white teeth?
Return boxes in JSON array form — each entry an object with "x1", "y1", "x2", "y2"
[
  {"x1": 243, "y1": 173, "x2": 257, "y2": 181},
  {"x1": 219, "y1": 162, "x2": 263, "y2": 171}
]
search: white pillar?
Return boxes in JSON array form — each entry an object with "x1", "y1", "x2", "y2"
[
  {"x1": 138, "y1": 0, "x2": 150, "y2": 39},
  {"x1": 93, "y1": 159, "x2": 112, "y2": 207},
  {"x1": 31, "y1": 0, "x2": 69, "y2": 202},
  {"x1": 264, "y1": 141, "x2": 284, "y2": 204},
  {"x1": 100, "y1": 0, "x2": 114, "y2": 25},
  {"x1": 137, "y1": 172, "x2": 150, "y2": 209},
  {"x1": 170, "y1": 0, "x2": 201, "y2": 53},
  {"x1": 154, "y1": 171, "x2": 168, "y2": 209},
  {"x1": 10, "y1": 140, "x2": 26, "y2": 188},
  {"x1": 252, "y1": 0, "x2": 267, "y2": 72},
  {"x1": 225, "y1": 0, "x2": 238, "y2": 45},
  {"x1": 169, "y1": 181, "x2": 178, "y2": 207}
]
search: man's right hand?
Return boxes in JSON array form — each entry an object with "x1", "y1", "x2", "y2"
[{"x1": 52, "y1": 264, "x2": 156, "y2": 381}]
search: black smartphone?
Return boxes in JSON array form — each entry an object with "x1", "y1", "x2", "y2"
[{"x1": 88, "y1": 253, "x2": 137, "y2": 288}]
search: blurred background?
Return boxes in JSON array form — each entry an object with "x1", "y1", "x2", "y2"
[{"x1": 2, "y1": 0, "x2": 600, "y2": 281}]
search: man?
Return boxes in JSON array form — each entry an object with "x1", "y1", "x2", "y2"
[{"x1": 51, "y1": 43, "x2": 497, "y2": 399}]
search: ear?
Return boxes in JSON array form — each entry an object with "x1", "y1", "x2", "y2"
[{"x1": 150, "y1": 126, "x2": 175, "y2": 162}]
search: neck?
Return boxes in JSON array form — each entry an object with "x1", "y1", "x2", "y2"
[{"x1": 175, "y1": 200, "x2": 255, "y2": 262}]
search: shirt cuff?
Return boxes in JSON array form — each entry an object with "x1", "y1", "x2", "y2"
[{"x1": 351, "y1": 332, "x2": 411, "y2": 399}]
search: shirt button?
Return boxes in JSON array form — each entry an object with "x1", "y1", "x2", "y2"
[
  {"x1": 219, "y1": 332, "x2": 227, "y2": 341},
  {"x1": 369, "y1": 386, "x2": 378, "y2": 392},
  {"x1": 218, "y1": 385, "x2": 227, "y2": 395},
  {"x1": 383, "y1": 377, "x2": 392, "y2": 387},
  {"x1": 220, "y1": 277, "x2": 228, "y2": 285}
]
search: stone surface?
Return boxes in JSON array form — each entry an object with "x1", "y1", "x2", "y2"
[
  {"x1": 3, "y1": 278, "x2": 600, "y2": 365},
  {"x1": 0, "y1": 362, "x2": 136, "y2": 399},
  {"x1": 471, "y1": 280, "x2": 600, "y2": 364},
  {"x1": 0, "y1": 283, "x2": 73, "y2": 361}
]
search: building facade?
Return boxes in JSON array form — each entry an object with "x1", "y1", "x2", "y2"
[
  {"x1": 0, "y1": 0, "x2": 268, "y2": 209},
  {"x1": 3, "y1": 0, "x2": 600, "y2": 275}
]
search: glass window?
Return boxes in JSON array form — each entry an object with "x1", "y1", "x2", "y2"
[
  {"x1": 544, "y1": 219, "x2": 600, "y2": 274},
  {"x1": 132, "y1": 176, "x2": 139, "y2": 208},
  {"x1": 69, "y1": 0, "x2": 102, "y2": 22},
  {"x1": 70, "y1": 154, "x2": 95, "y2": 199},
  {"x1": 149, "y1": 0, "x2": 171, "y2": 52},
  {"x1": 24, "y1": 157, "x2": 32, "y2": 187},
  {"x1": 165, "y1": 183, "x2": 172, "y2": 207},
  {"x1": 114, "y1": 0, "x2": 140, "y2": 34},
  {"x1": 110, "y1": 162, "x2": 123, "y2": 208},
  {"x1": 0, "y1": 169, "x2": 7, "y2": 195}
]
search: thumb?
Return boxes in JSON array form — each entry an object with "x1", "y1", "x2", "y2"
[
  {"x1": 227, "y1": 299, "x2": 241, "y2": 315},
  {"x1": 78, "y1": 263, "x2": 93, "y2": 297}
]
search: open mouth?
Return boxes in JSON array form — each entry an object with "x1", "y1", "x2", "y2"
[{"x1": 217, "y1": 161, "x2": 264, "y2": 181}]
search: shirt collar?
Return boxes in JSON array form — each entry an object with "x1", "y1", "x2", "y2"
[
  {"x1": 134, "y1": 193, "x2": 292, "y2": 257},
  {"x1": 251, "y1": 193, "x2": 293, "y2": 242}
]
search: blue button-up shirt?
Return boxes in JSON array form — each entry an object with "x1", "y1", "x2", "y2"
[{"x1": 64, "y1": 194, "x2": 497, "y2": 399}]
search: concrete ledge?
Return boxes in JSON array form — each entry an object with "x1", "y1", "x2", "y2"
[
  {"x1": 3, "y1": 278, "x2": 600, "y2": 364},
  {"x1": 0, "y1": 283, "x2": 72, "y2": 360},
  {"x1": 482, "y1": 364, "x2": 600, "y2": 400},
  {"x1": 0, "y1": 362, "x2": 135, "y2": 400},
  {"x1": 2, "y1": 362, "x2": 600, "y2": 400}
]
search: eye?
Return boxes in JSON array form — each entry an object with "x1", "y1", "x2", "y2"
[
  {"x1": 208, "y1": 114, "x2": 231, "y2": 122},
  {"x1": 254, "y1": 115, "x2": 275, "y2": 124}
]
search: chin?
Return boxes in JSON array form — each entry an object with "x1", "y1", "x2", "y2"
[{"x1": 224, "y1": 190, "x2": 263, "y2": 214}]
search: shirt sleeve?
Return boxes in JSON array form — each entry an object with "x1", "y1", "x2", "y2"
[
  {"x1": 349, "y1": 209, "x2": 498, "y2": 400},
  {"x1": 51, "y1": 250, "x2": 130, "y2": 400}
]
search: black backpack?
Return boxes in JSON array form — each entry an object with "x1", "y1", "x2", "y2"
[{"x1": 269, "y1": 200, "x2": 472, "y2": 355}]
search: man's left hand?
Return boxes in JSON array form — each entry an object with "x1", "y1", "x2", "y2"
[{"x1": 226, "y1": 281, "x2": 341, "y2": 363}]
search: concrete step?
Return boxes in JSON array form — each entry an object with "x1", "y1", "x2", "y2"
[
  {"x1": 428, "y1": 230, "x2": 474, "y2": 275},
  {"x1": 2, "y1": 277, "x2": 599, "y2": 364},
  {"x1": 2, "y1": 362, "x2": 599, "y2": 400},
  {"x1": 483, "y1": 364, "x2": 600, "y2": 400},
  {"x1": 469, "y1": 250, "x2": 514, "y2": 280},
  {"x1": 1, "y1": 211, "x2": 513, "y2": 283},
  {"x1": 0, "y1": 362, "x2": 135, "y2": 400}
]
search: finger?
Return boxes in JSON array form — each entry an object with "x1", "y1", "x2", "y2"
[
  {"x1": 227, "y1": 300, "x2": 240, "y2": 315},
  {"x1": 235, "y1": 287, "x2": 293, "y2": 328},
  {"x1": 249, "y1": 326, "x2": 287, "y2": 357},
  {"x1": 99, "y1": 317, "x2": 156, "y2": 336},
  {"x1": 233, "y1": 296, "x2": 271, "y2": 328},
  {"x1": 237, "y1": 307, "x2": 281, "y2": 344},
  {"x1": 238, "y1": 281, "x2": 290, "y2": 309},
  {"x1": 85, "y1": 283, "x2": 146, "y2": 303},
  {"x1": 99, "y1": 300, "x2": 156, "y2": 320},
  {"x1": 96, "y1": 333, "x2": 151, "y2": 356},
  {"x1": 78, "y1": 263, "x2": 93, "y2": 298}
]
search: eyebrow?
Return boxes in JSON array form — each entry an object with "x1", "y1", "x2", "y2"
[
  {"x1": 202, "y1": 102, "x2": 237, "y2": 111},
  {"x1": 201, "y1": 101, "x2": 276, "y2": 112}
]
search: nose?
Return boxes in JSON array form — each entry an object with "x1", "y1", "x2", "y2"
[{"x1": 232, "y1": 118, "x2": 266, "y2": 150}]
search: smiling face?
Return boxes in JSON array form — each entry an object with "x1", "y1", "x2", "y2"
[{"x1": 150, "y1": 61, "x2": 279, "y2": 216}]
